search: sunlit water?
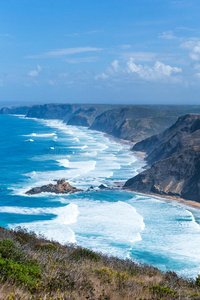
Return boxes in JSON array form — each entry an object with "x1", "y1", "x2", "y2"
[{"x1": 0, "y1": 114, "x2": 200, "y2": 278}]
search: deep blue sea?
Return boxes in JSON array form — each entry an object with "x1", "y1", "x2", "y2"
[{"x1": 1, "y1": 114, "x2": 200, "y2": 278}]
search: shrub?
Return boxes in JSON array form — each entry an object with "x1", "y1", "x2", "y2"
[
  {"x1": 95, "y1": 267, "x2": 114, "y2": 283},
  {"x1": 36, "y1": 243, "x2": 58, "y2": 252},
  {"x1": 149, "y1": 284, "x2": 175, "y2": 297},
  {"x1": 70, "y1": 247, "x2": 100, "y2": 262},
  {"x1": 0, "y1": 239, "x2": 41, "y2": 288},
  {"x1": 196, "y1": 275, "x2": 200, "y2": 287}
]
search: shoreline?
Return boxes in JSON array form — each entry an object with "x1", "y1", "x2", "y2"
[
  {"x1": 124, "y1": 188, "x2": 200, "y2": 210},
  {"x1": 14, "y1": 114, "x2": 200, "y2": 211}
]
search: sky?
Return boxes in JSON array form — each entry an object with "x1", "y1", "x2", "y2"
[{"x1": 0, "y1": 0, "x2": 200, "y2": 105}]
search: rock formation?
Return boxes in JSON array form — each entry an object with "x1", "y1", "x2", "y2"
[{"x1": 26, "y1": 178, "x2": 82, "y2": 195}]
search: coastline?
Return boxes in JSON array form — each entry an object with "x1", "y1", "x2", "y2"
[
  {"x1": 124, "y1": 188, "x2": 200, "y2": 210},
  {"x1": 13, "y1": 114, "x2": 200, "y2": 210}
]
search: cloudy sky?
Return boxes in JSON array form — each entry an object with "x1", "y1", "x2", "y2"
[{"x1": 0, "y1": 0, "x2": 200, "y2": 104}]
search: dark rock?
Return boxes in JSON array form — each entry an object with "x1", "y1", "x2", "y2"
[
  {"x1": 26, "y1": 178, "x2": 82, "y2": 195},
  {"x1": 99, "y1": 184, "x2": 108, "y2": 189}
]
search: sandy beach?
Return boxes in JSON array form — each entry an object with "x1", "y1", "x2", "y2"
[{"x1": 124, "y1": 188, "x2": 200, "y2": 210}]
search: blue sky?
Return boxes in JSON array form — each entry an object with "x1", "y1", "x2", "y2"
[{"x1": 0, "y1": 0, "x2": 200, "y2": 105}]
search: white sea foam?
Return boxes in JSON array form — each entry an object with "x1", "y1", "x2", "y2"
[
  {"x1": 57, "y1": 159, "x2": 69, "y2": 168},
  {"x1": 81, "y1": 145, "x2": 88, "y2": 149},
  {"x1": 69, "y1": 200, "x2": 145, "y2": 257},
  {"x1": 23, "y1": 132, "x2": 57, "y2": 138},
  {"x1": 82, "y1": 151, "x2": 98, "y2": 157},
  {"x1": 8, "y1": 203, "x2": 79, "y2": 244}
]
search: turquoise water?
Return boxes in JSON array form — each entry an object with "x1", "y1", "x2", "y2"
[{"x1": 1, "y1": 114, "x2": 200, "y2": 278}]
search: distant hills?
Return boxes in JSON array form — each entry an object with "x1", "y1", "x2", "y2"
[{"x1": 2, "y1": 103, "x2": 200, "y2": 143}]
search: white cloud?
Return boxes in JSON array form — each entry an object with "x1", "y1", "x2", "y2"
[
  {"x1": 95, "y1": 58, "x2": 182, "y2": 83},
  {"x1": 126, "y1": 59, "x2": 182, "y2": 81},
  {"x1": 181, "y1": 40, "x2": 200, "y2": 60},
  {"x1": 158, "y1": 31, "x2": 176, "y2": 40},
  {"x1": 28, "y1": 65, "x2": 42, "y2": 77},
  {"x1": 111, "y1": 60, "x2": 120, "y2": 72},
  {"x1": 65, "y1": 56, "x2": 98, "y2": 64},
  {"x1": 27, "y1": 47, "x2": 102, "y2": 58},
  {"x1": 126, "y1": 58, "x2": 141, "y2": 73},
  {"x1": 94, "y1": 72, "x2": 109, "y2": 80}
]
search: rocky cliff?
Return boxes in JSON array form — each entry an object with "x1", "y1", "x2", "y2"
[
  {"x1": 0, "y1": 106, "x2": 32, "y2": 115},
  {"x1": 89, "y1": 106, "x2": 179, "y2": 142},
  {"x1": 2, "y1": 103, "x2": 200, "y2": 143},
  {"x1": 124, "y1": 114, "x2": 200, "y2": 202}
]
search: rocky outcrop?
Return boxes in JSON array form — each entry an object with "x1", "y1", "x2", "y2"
[
  {"x1": 125, "y1": 114, "x2": 200, "y2": 202},
  {"x1": 26, "y1": 178, "x2": 82, "y2": 195}
]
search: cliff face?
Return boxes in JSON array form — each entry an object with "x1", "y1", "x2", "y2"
[
  {"x1": 117, "y1": 116, "x2": 177, "y2": 142},
  {"x1": 67, "y1": 114, "x2": 90, "y2": 127},
  {"x1": 90, "y1": 106, "x2": 156, "y2": 136},
  {"x1": 89, "y1": 106, "x2": 178, "y2": 142},
  {"x1": 125, "y1": 114, "x2": 200, "y2": 202},
  {"x1": 26, "y1": 104, "x2": 116, "y2": 126},
  {"x1": 26, "y1": 104, "x2": 75, "y2": 120},
  {"x1": 0, "y1": 106, "x2": 31, "y2": 115},
  {"x1": 133, "y1": 114, "x2": 200, "y2": 163}
]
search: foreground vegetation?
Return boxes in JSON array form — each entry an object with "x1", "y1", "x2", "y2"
[{"x1": 0, "y1": 227, "x2": 200, "y2": 299}]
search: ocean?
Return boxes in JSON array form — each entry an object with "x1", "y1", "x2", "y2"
[{"x1": 0, "y1": 114, "x2": 200, "y2": 278}]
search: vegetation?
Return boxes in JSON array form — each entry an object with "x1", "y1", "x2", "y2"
[{"x1": 0, "y1": 226, "x2": 200, "y2": 299}]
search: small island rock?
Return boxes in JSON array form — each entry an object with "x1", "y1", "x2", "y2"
[{"x1": 26, "y1": 178, "x2": 82, "y2": 195}]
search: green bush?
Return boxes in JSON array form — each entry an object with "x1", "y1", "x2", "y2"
[
  {"x1": 36, "y1": 243, "x2": 58, "y2": 252},
  {"x1": 149, "y1": 284, "x2": 175, "y2": 297},
  {"x1": 0, "y1": 239, "x2": 41, "y2": 288},
  {"x1": 196, "y1": 275, "x2": 200, "y2": 287},
  {"x1": 70, "y1": 247, "x2": 100, "y2": 262}
]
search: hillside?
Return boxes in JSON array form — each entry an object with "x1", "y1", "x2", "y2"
[
  {"x1": 124, "y1": 114, "x2": 200, "y2": 202},
  {"x1": 0, "y1": 226, "x2": 200, "y2": 300}
]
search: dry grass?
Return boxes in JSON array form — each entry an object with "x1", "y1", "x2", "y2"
[{"x1": 0, "y1": 227, "x2": 199, "y2": 300}]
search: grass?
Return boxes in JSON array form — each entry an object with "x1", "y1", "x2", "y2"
[{"x1": 0, "y1": 226, "x2": 199, "y2": 299}]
